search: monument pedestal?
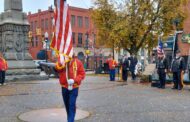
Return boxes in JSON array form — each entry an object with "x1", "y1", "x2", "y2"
[{"x1": 0, "y1": 0, "x2": 48, "y2": 81}]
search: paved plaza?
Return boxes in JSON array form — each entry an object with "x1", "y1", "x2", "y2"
[{"x1": 1, "y1": 76, "x2": 190, "y2": 122}]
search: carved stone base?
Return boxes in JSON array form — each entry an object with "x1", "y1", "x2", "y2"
[
  {"x1": 6, "y1": 75, "x2": 49, "y2": 82},
  {"x1": 5, "y1": 52, "x2": 33, "y2": 60},
  {"x1": 6, "y1": 60, "x2": 49, "y2": 82}
]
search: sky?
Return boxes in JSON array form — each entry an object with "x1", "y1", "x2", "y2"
[{"x1": 0, "y1": 0, "x2": 93, "y2": 13}]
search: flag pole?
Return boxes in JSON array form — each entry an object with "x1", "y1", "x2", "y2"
[
  {"x1": 172, "y1": 31, "x2": 177, "y2": 60},
  {"x1": 54, "y1": 0, "x2": 57, "y2": 6},
  {"x1": 188, "y1": 48, "x2": 190, "y2": 81}
]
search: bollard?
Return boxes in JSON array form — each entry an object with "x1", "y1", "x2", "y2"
[{"x1": 188, "y1": 64, "x2": 190, "y2": 81}]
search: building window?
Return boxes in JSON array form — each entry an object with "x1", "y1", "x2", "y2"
[
  {"x1": 31, "y1": 22, "x2": 33, "y2": 31},
  {"x1": 34, "y1": 21, "x2": 38, "y2": 31},
  {"x1": 85, "y1": 17, "x2": 89, "y2": 28},
  {"x1": 71, "y1": 15, "x2": 75, "y2": 27},
  {"x1": 78, "y1": 33, "x2": 83, "y2": 44},
  {"x1": 36, "y1": 36, "x2": 38, "y2": 47},
  {"x1": 45, "y1": 19, "x2": 48, "y2": 30},
  {"x1": 50, "y1": 17, "x2": 53, "y2": 28},
  {"x1": 36, "y1": 36, "x2": 38, "y2": 41},
  {"x1": 31, "y1": 37, "x2": 34, "y2": 47},
  {"x1": 36, "y1": 41, "x2": 38, "y2": 47},
  {"x1": 41, "y1": 19, "x2": 44, "y2": 31},
  {"x1": 77, "y1": 16, "x2": 83, "y2": 28},
  {"x1": 72, "y1": 32, "x2": 75, "y2": 44}
]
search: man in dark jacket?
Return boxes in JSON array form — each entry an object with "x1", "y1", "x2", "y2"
[
  {"x1": 122, "y1": 55, "x2": 130, "y2": 82},
  {"x1": 129, "y1": 54, "x2": 138, "y2": 80},
  {"x1": 171, "y1": 50, "x2": 185, "y2": 90},
  {"x1": 156, "y1": 53, "x2": 168, "y2": 89}
]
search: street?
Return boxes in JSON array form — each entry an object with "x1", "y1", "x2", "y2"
[{"x1": 1, "y1": 76, "x2": 190, "y2": 122}]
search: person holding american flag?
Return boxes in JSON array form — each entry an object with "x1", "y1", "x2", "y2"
[
  {"x1": 156, "y1": 40, "x2": 168, "y2": 89},
  {"x1": 52, "y1": 0, "x2": 85, "y2": 121},
  {"x1": 55, "y1": 53, "x2": 85, "y2": 122}
]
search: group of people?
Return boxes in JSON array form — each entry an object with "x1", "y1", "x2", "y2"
[
  {"x1": 106, "y1": 54, "x2": 138, "y2": 82},
  {"x1": 106, "y1": 50, "x2": 187, "y2": 91},
  {"x1": 156, "y1": 50, "x2": 186, "y2": 90}
]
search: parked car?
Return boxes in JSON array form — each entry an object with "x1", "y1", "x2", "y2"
[
  {"x1": 33, "y1": 60, "x2": 46, "y2": 71},
  {"x1": 39, "y1": 62, "x2": 59, "y2": 78}
]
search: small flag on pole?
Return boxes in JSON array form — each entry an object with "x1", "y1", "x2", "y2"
[{"x1": 157, "y1": 39, "x2": 164, "y2": 55}]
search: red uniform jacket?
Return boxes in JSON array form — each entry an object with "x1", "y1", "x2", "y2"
[
  {"x1": 0, "y1": 58, "x2": 8, "y2": 71},
  {"x1": 106, "y1": 59, "x2": 117, "y2": 70},
  {"x1": 55, "y1": 58, "x2": 85, "y2": 89}
]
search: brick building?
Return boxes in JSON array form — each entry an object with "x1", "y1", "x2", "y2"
[
  {"x1": 178, "y1": 1, "x2": 190, "y2": 57},
  {"x1": 27, "y1": 6, "x2": 112, "y2": 69},
  {"x1": 173, "y1": 1, "x2": 190, "y2": 68}
]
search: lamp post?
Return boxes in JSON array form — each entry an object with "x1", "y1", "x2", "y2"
[
  {"x1": 85, "y1": 32, "x2": 89, "y2": 69},
  {"x1": 172, "y1": 18, "x2": 181, "y2": 59},
  {"x1": 92, "y1": 32, "x2": 97, "y2": 70},
  {"x1": 45, "y1": 32, "x2": 49, "y2": 62}
]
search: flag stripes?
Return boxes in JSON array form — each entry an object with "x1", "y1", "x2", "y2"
[
  {"x1": 157, "y1": 40, "x2": 164, "y2": 55},
  {"x1": 51, "y1": 0, "x2": 73, "y2": 64}
]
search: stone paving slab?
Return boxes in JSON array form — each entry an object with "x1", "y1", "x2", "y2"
[{"x1": 18, "y1": 108, "x2": 90, "y2": 122}]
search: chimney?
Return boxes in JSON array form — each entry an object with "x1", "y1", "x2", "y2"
[
  {"x1": 48, "y1": 5, "x2": 53, "y2": 12},
  {"x1": 38, "y1": 9, "x2": 41, "y2": 13}
]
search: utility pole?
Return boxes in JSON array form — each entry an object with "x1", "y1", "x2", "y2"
[{"x1": 85, "y1": 32, "x2": 89, "y2": 69}]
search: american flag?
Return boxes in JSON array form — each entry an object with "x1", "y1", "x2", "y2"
[
  {"x1": 51, "y1": 0, "x2": 73, "y2": 64},
  {"x1": 157, "y1": 40, "x2": 164, "y2": 55}
]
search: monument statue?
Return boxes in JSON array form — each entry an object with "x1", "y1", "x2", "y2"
[
  {"x1": 5, "y1": 0, "x2": 23, "y2": 11},
  {"x1": 0, "y1": 0, "x2": 48, "y2": 81}
]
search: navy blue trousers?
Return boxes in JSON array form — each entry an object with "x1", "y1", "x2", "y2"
[
  {"x1": 122, "y1": 70, "x2": 128, "y2": 81},
  {"x1": 173, "y1": 72, "x2": 183, "y2": 89},
  {"x1": 109, "y1": 69, "x2": 115, "y2": 81},
  {"x1": 158, "y1": 70, "x2": 166, "y2": 87},
  {"x1": 62, "y1": 87, "x2": 78, "y2": 122},
  {"x1": 130, "y1": 69, "x2": 136, "y2": 80},
  {"x1": 0, "y1": 71, "x2": 5, "y2": 84}
]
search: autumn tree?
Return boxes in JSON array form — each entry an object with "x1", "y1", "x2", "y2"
[
  {"x1": 92, "y1": 0, "x2": 188, "y2": 55},
  {"x1": 91, "y1": 0, "x2": 118, "y2": 56}
]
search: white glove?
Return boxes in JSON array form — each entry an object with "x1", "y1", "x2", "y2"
[
  {"x1": 68, "y1": 85, "x2": 73, "y2": 91},
  {"x1": 68, "y1": 79, "x2": 74, "y2": 85}
]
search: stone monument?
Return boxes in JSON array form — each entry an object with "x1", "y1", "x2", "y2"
[{"x1": 0, "y1": 0, "x2": 48, "y2": 81}]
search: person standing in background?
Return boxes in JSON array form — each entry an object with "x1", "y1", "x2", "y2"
[
  {"x1": 156, "y1": 52, "x2": 168, "y2": 89},
  {"x1": 0, "y1": 53, "x2": 8, "y2": 86},
  {"x1": 106, "y1": 55, "x2": 117, "y2": 81},
  {"x1": 128, "y1": 54, "x2": 138, "y2": 80},
  {"x1": 171, "y1": 50, "x2": 185, "y2": 90},
  {"x1": 122, "y1": 55, "x2": 129, "y2": 83}
]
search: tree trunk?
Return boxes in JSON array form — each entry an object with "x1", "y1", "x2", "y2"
[{"x1": 112, "y1": 48, "x2": 115, "y2": 59}]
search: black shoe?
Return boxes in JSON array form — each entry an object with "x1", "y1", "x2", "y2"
[
  {"x1": 172, "y1": 86, "x2": 177, "y2": 89},
  {"x1": 158, "y1": 85, "x2": 162, "y2": 88},
  {"x1": 161, "y1": 86, "x2": 165, "y2": 89},
  {"x1": 178, "y1": 87, "x2": 183, "y2": 90}
]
